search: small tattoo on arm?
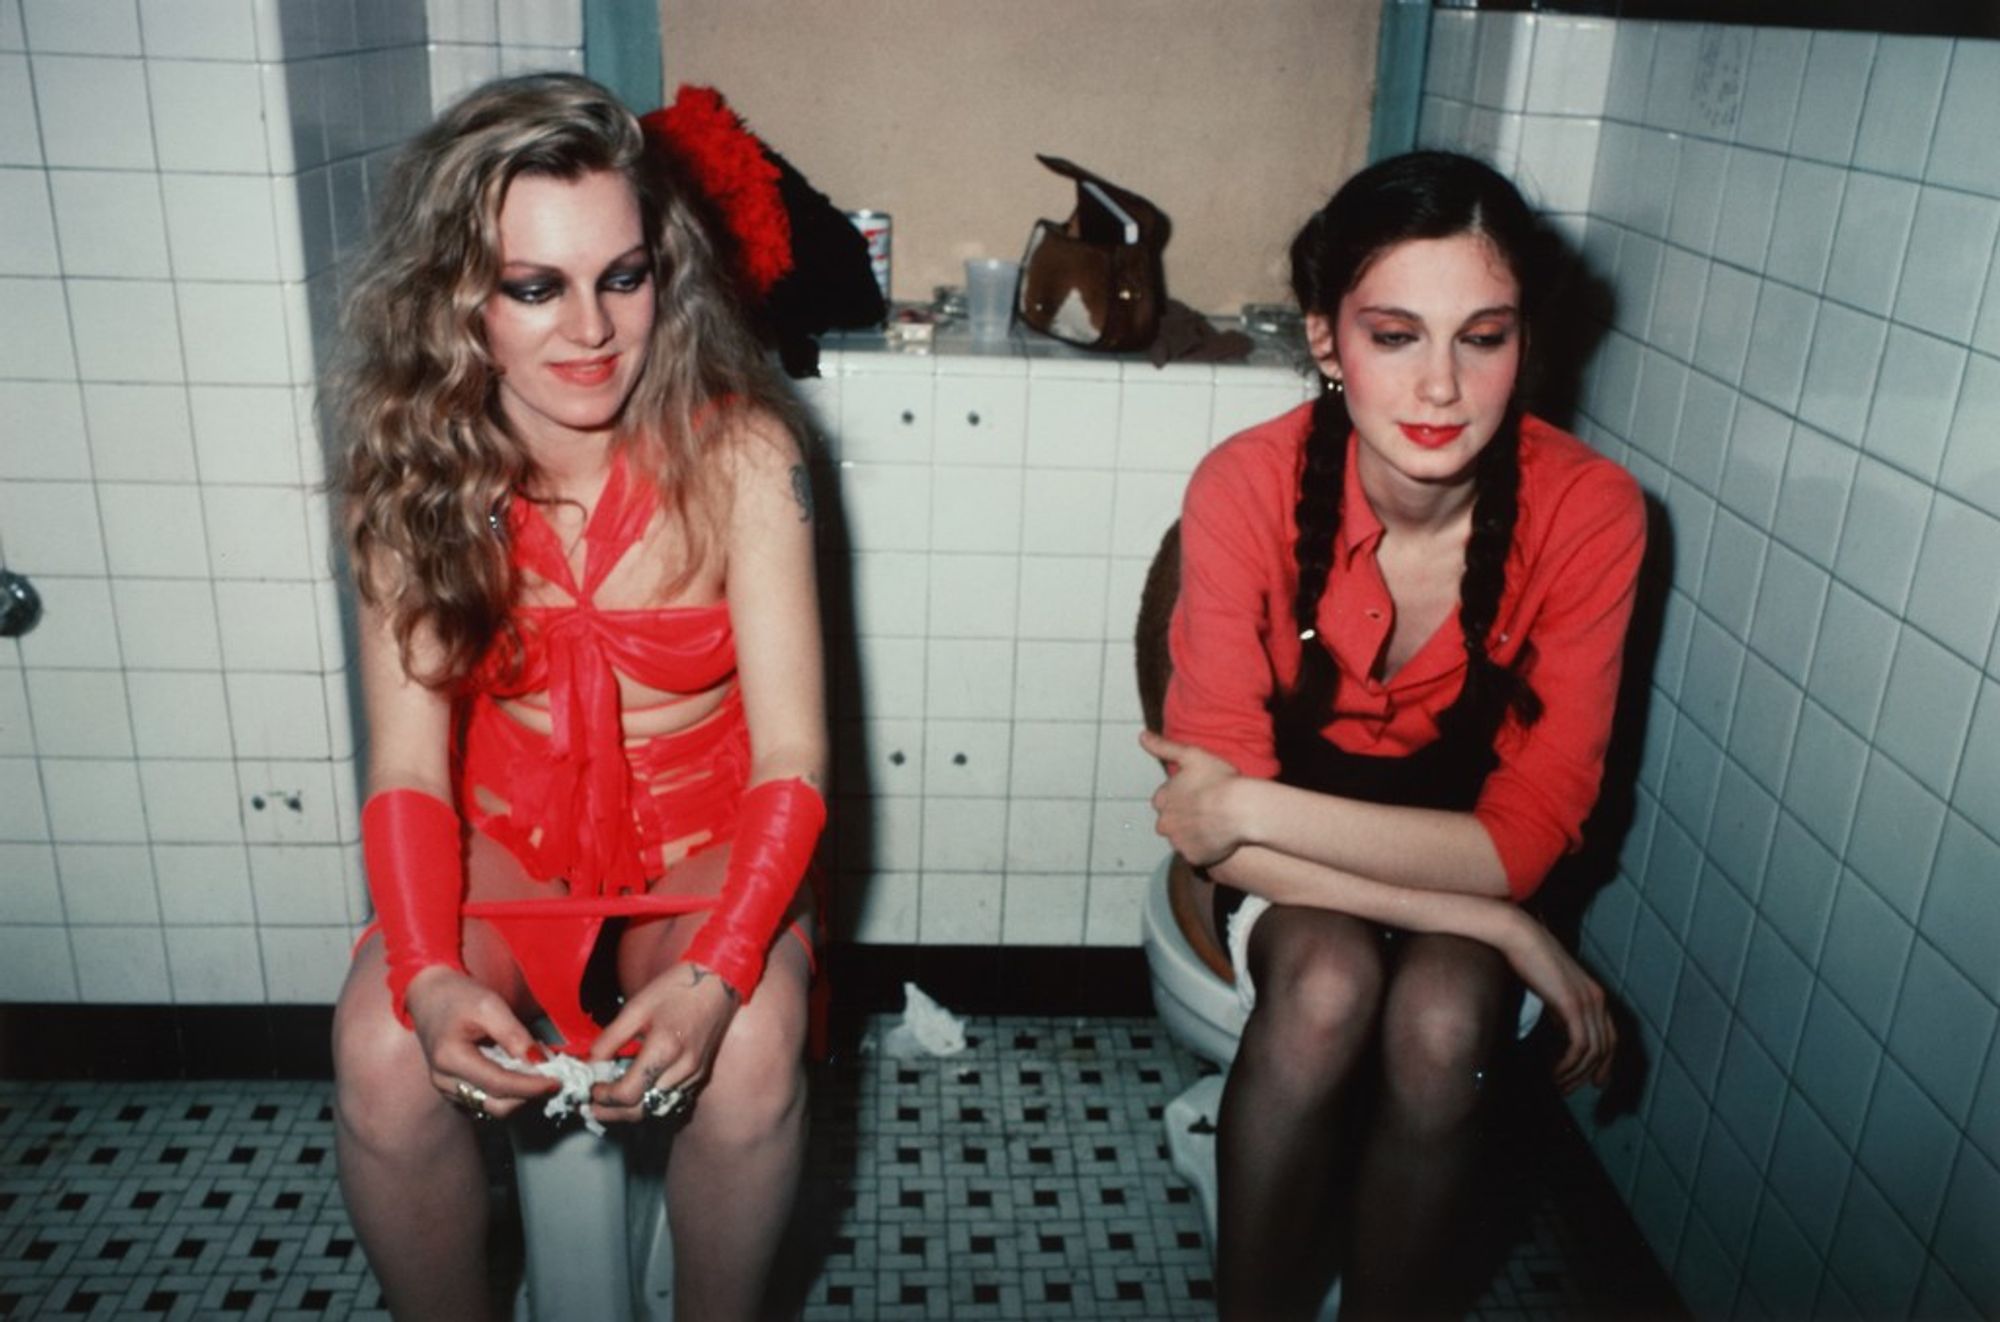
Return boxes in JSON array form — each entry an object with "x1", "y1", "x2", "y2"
[
  {"x1": 686, "y1": 963, "x2": 740, "y2": 1003},
  {"x1": 788, "y1": 464, "x2": 814, "y2": 523}
]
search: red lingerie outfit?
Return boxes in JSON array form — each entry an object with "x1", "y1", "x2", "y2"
[{"x1": 364, "y1": 449, "x2": 818, "y2": 1050}]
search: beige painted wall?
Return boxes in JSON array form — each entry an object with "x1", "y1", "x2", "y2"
[{"x1": 661, "y1": 1, "x2": 1381, "y2": 313}]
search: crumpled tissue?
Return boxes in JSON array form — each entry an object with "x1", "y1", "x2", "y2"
[
  {"x1": 480, "y1": 1045, "x2": 628, "y2": 1136},
  {"x1": 879, "y1": 981, "x2": 968, "y2": 1059}
]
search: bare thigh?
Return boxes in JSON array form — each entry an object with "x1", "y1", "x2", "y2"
[{"x1": 613, "y1": 842, "x2": 818, "y2": 992}]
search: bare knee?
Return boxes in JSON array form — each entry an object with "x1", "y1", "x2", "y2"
[
  {"x1": 332, "y1": 976, "x2": 437, "y2": 1153},
  {"x1": 689, "y1": 985, "x2": 807, "y2": 1146}
]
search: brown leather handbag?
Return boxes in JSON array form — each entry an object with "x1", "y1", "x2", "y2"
[{"x1": 1017, "y1": 155, "x2": 1170, "y2": 352}]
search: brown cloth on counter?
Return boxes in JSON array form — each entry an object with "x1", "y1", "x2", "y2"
[{"x1": 1148, "y1": 299, "x2": 1254, "y2": 367}]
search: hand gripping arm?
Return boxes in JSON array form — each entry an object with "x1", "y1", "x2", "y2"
[
  {"x1": 361, "y1": 789, "x2": 467, "y2": 1027},
  {"x1": 682, "y1": 777, "x2": 826, "y2": 1002}
]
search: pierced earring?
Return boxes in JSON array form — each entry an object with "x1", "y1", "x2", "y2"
[{"x1": 1324, "y1": 375, "x2": 1344, "y2": 395}]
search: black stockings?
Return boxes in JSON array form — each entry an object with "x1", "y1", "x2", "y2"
[{"x1": 1215, "y1": 907, "x2": 1515, "y2": 1321}]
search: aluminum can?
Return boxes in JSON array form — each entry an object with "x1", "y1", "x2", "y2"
[{"x1": 846, "y1": 209, "x2": 892, "y2": 306}]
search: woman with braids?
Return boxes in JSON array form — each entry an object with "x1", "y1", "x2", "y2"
[
  {"x1": 332, "y1": 74, "x2": 824, "y2": 1320},
  {"x1": 1141, "y1": 151, "x2": 1640, "y2": 1319}
]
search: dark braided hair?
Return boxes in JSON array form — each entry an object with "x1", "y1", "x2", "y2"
[{"x1": 1272, "y1": 151, "x2": 1551, "y2": 746}]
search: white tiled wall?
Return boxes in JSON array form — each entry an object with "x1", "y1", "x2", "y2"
[
  {"x1": 1424, "y1": 11, "x2": 1999, "y2": 1318},
  {"x1": 0, "y1": 0, "x2": 538, "y2": 1008},
  {"x1": 811, "y1": 341, "x2": 1312, "y2": 952},
  {"x1": 425, "y1": 0, "x2": 581, "y2": 113}
]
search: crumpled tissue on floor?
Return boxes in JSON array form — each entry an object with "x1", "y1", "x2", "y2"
[{"x1": 878, "y1": 981, "x2": 969, "y2": 1058}]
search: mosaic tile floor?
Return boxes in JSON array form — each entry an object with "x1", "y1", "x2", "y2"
[{"x1": 0, "y1": 1015, "x2": 1667, "y2": 1320}]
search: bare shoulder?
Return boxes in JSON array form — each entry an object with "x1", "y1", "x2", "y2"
[{"x1": 711, "y1": 403, "x2": 814, "y2": 528}]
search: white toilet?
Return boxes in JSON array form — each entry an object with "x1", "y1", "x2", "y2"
[{"x1": 1140, "y1": 852, "x2": 1543, "y2": 1319}]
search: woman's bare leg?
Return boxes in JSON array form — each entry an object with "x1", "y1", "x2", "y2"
[
  {"x1": 1215, "y1": 904, "x2": 1387, "y2": 1321},
  {"x1": 1341, "y1": 932, "x2": 1514, "y2": 1321},
  {"x1": 620, "y1": 850, "x2": 813, "y2": 1322},
  {"x1": 333, "y1": 939, "x2": 499, "y2": 1320},
  {"x1": 332, "y1": 833, "x2": 540, "y2": 1321}
]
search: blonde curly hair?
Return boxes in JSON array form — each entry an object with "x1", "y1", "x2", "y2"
[{"x1": 338, "y1": 72, "x2": 799, "y2": 686}]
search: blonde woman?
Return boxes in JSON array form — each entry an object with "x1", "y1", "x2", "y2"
[{"x1": 333, "y1": 74, "x2": 824, "y2": 1320}]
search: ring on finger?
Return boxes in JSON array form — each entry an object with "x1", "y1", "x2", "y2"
[
  {"x1": 451, "y1": 1079, "x2": 491, "y2": 1121},
  {"x1": 640, "y1": 1083, "x2": 693, "y2": 1122}
]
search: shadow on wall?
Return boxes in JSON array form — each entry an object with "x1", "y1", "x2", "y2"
[{"x1": 1532, "y1": 234, "x2": 1667, "y2": 1124}]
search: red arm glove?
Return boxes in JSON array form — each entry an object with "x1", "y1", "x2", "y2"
[
  {"x1": 683, "y1": 777, "x2": 826, "y2": 1002},
  {"x1": 360, "y1": 789, "x2": 468, "y2": 1027}
]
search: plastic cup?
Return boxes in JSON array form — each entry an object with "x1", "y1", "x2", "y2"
[{"x1": 964, "y1": 258, "x2": 1020, "y2": 339}]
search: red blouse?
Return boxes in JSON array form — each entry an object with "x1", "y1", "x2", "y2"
[{"x1": 1164, "y1": 403, "x2": 1646, "y2": 899}]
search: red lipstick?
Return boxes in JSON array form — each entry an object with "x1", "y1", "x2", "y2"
[
  {"x1": 550, "y1": 354, "x2": 618, "y2": 386},
  {"x1": 1399, "y1": 423, "x2": 1465, "y2": 448}
]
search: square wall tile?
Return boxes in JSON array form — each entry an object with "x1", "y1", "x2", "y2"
[
  {"x1": 1873, "y1": 626, "x2": 1979, "y2": 798},
  {"x1": 82, "y1": 383, "x2": 196, "y2": 482},
  {"x1": 0, "y1": 165, "x2": 57, "y2": 275},
  {"x1": 164, "y1": 924, "x2": 266, "y2": 1001},
  {"x1": 1782, "y1": 699, "x2": 1867, "y2": 853},
  {"x1": 1796, "y1": 303, "x2": 1886, "y2": 445},
  {"x1": 1016, "y1": 556, "x2": 1107, "y2": 642},
  {"x1": 31, "y1": 53, "x2": 153, "y2": 168},
  {"x1": 55, "y1": 841, "x2": 155, "y2": 926},
  {"x1": 928, "y1": 466, "x2": 1024, "y2": 556},
  {"x1": 1735, "y1": 27, "x2": 1809, "y2": 152},
  {"x1": 1110, "y1": 470, "x2": 1188, "y2": 559},
  {"x1": 1927, "y1": 38, "x2": 2000, "y2": 199},
  {"x1": 153, "y1": 842, "x2": 252, "y2": 924},
  {"x1": 1854, "y1": 36, "x2": 1950, "y2": 178},
  {"x1": 1765, "y1": 159, "x2": 1845, "y2": 293},
  {"x1": 25, "y1": 668, "x2": 131, "y2": 757},
  {"x1": 1823, "y1": 172, "x2": 1917, "y2": 318},
  {"x1": 0, "y1": 924, "x2": 75, "y2": 997},
  {"x1": 111, "y1": 578, "x2": 221, "y2": 670},
  {"x1": 1741, "y1": 281, "x2": 1817, "y2": 415},
  {"x1": 1083, "y1": 871, "x2": 1147, "y2": 946},
  {"x1": 0, "y1": 55, "x2": 39, "y2": 166},
  {"x1": 1843, "y1": 750, "x2": 1946, "y2": 920},
  {"x1": 924, "y1": 639, "x2": 1013, "y2": 721},
  {"x1": 125, "y1": 669, "x2": 234, "y2": 759},
  {"x1": 1008, "y1": 721, "x2": 1097, "y2": 800},
  {"x1": 1907, "y1": 496, "x2": 2000, "y2": 663},
  {"x1": 203, "y1": 484, "x2": 311, "y2": 580},
  {"x1": 189, "y1": 384, "x2": 300, "y2": 486},
  {"x1": 0, "y1": 480, "x2": 104, "y2": 575},
  {"x1": 178, "y1": 282, "x2": 293, "y2": 385},
  {"x1": 1772, "y1": 424, "x2": 1856, "y2": 568},
  {"x1": 925, "y1": 554, "x2": 1018, "y2": 639},
  {"x1": 1012, "y1": 640, "x2": 1103, "y2": 722},
  {"x1": 1888, "y1": 937, "x2": 1996, "y2": 1124},
  {"x1": 1692, "y1": 262, "x2": 1757, "y2": 386},
  {"x1": 14, "y1": 575, "x2": 118, "y2": 669},
  {"x1": 917, "y1": 869, "x2": 1000, "y2": 943},
  {"x1": 1024, "y1": 377, "x2": 1118, "y2": 469},
  {"x1": 22, "y1": 0, "x2": 139, "y2": 53},
  {"x1": 1003, "y1": 798, "x2": 1091, "y2": 874},
  {"x1": 0, "y1": 381, "x2": 87, "y2": 480},
  {"x1": 137, "y1": 0, "x2": 258, "y2": 59},
  {"x1": 1833, "y1": 457, "x2": 1931, "y2": 614},
  {"x1": 0, "y1": 668, "x2": 30, "y2": 753},
  {"x1": 1806, "y1": 583, "x2": 1898, "y2": 738},
  {"x1": 161, "y1": 174, "x2": 280, "y2": 283},
  {"x1": 72, "y1": 924, "x2": 170, "y2": 1001},
  {"x1": 1828, "y1": 1169, "x2": 1926, "y2": 1318},
  {"x1": 1788, "y1": 30, "x2": 1874, "y2": 165},
  {"x1": 140, "y1": 757, "x2": 243, "y2": 843},
  {"x1": 1000, "y1": 874, "x2": 1085, "y2": 945},
  {"x1": 0, "y1": 843, "x2": 61, "y2": 922},
  {"x1": 1863, "y1": 327, "x2": 1964, "y2": 483},
  {"x1": 0, "y1": 757, "x2": 49, "y2": 839},
  {"x1": 247, "y1": 842, "x2": 350, "y2": 924},
  {"x1": 1747, "y1": 541, "x2": 1826, "y2": 686},
  {"x1": 40, "y1": 757, "x2": 147, "y2": 841},
  {"x1": 258, "y1": 925, "x2": 351, "y2": 1003},
  {"x1": 149, "y1": 58, "x2": 266, "y2": 172},
  {"x1": 1895, "y1": 187, "x2": 2000, "y2": 347},
  {"x1": 1019, "y1": 469, "x2": 1112, "y2": 557},
  {"x1": 0, "y1": 276, "x2": 76, "y2": 379},
  {"x1": 1714, "y1": 147, "x2": 1783, "y2": 273},
  {"x1": 64, "y1": 273, "x2": 186, "y2": 386},
  {"x1": 1942, "y1": 351, "x2": 2000, "y2": 522},
  {"x1": 1934, "y1": 1146, "x2": 2000, "y2": 1316},
  {"x1": 98, "y1": 481, "x2": 208, "y2": 578}
]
